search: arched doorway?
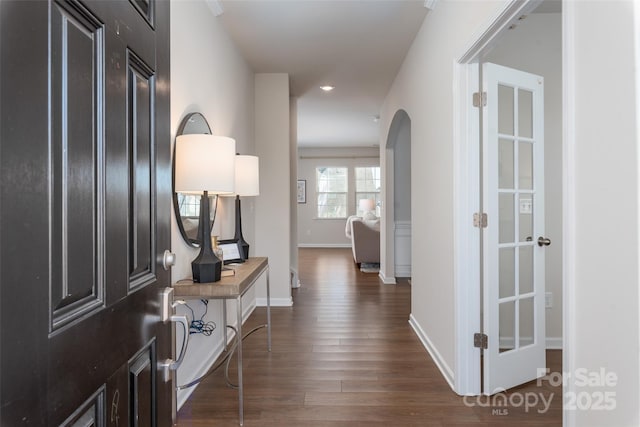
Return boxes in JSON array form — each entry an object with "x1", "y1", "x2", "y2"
[{"x1": 381, "y1": 110, "x2": 411, "y2": 282}]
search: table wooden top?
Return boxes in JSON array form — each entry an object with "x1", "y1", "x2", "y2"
[{"x1": 172, "y1": 257, "x2": 268, "y2": 299}]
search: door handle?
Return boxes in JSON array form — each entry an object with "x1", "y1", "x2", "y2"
[
  {"x1": 537, "y1": 236, "x2": 551, "y2": 247},
  {"x1": 162, "y1": 250, "x2": 176, "y2": 270},
  {"x1": 167, "y1": 313, "x2": 190, "y2": 370},
  {"x1": 159, "y1": 288, "x2": 191, "y2": 381},
  {"x1": 159, "y1": 314, "x2": 190, "y2": 381}
]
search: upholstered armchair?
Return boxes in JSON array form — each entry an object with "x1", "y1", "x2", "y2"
[{"x1": 346, "y1": 215, "x2": 380, "y2": 265}]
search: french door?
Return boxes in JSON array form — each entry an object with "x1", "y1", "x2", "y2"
[
  {"x1": 482, "y1": 62, "x2": 547, "y2": 393},
  {"x1": 0, "y1": 0, "x2": 172, "y2": 424}
]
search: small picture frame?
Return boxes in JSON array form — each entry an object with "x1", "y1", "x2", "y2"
[
  {"x1": 218, "y1": 239, "x2": 245, "y2": 264},
  {"x1": 297, "y1": 179, "x2": 306, "y2": 204}
]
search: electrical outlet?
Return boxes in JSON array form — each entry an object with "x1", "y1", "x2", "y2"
[{"x1": 545, "y1": 292, "x2": 553, "y2": 309}]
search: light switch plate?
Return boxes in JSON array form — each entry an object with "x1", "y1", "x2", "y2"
[
  {"x1": 519, "y1": 198, "x2": 533, "y2": 214},
  {"x1": 545, "y1": 292, "x2": 553, "y2": 309}
]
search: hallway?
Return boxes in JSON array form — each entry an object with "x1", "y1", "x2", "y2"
[{"x1": 177, "y1": 248, "x2": 561, "y2": 426}]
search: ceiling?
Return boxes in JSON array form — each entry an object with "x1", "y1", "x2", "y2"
[{"x1": 216, "y1": 0, "x2": 429, "y2": 148}]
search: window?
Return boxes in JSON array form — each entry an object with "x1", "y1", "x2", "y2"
[
  {"x1": 177, "y1": 193, "x2": 200, "y2": 217},
  {"x1": 316, "y1": 167, "x2": 348, "y2": 218},
  {"x1": 355, "y1": 166, "x2": 381, "y2": 215}
]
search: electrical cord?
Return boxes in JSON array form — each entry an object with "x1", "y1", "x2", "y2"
[
  {"x1": 176, "y1": 323, "x2": 267, "y2": 390},
  {"x1": 184, "y1": 300, "x2": 217, "y2": 336}
]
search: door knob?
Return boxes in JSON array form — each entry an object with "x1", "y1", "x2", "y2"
[
  {"x1": 537, "y1": 237, "x2": 551, "y2": 247},
  {"x1": 162, "y1": 250, "x2": 176, "y2": 270}
]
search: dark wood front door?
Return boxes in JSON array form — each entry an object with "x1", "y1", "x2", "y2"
[{"x1": 0, "y1": 0, "x2": 172, "y2": 425}]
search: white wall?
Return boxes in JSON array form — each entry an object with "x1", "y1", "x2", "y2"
[
  {"x1": 380, "y1": 0, "x2": 502, "y2": 380},
  {"x1": 382, "y1": 0, "x2": 640, "y2": 425},
  {"x1": 484, "y1": 13, "x2": 562, "y2": 346},
  {"x1": 393, "y1": 121, "x2": 412, "y2": 222},
  {"x1": 170, "y1": 0, "x2": 255, "y2": 408},
  {"x1": 254, "y1": 73, "x2": 293, "y2": 306},
  {"x1": 297, "y1": 147, "x2": 379, "y2": 247},
  {"x1": 566, "y1": 1, "x2": 639, "y2": 425}
]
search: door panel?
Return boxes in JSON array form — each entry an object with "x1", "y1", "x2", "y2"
[
  {"x1": 50, "y1": 0, "x2": 106, "y2": 330},
  {"x1": 49, "y1": 0, "x2": 104, "y2": 332},
  {"x1": 129, "y1": 344, "x2": 156, "y2": 426},
  {"x1": 128, "y1": 51, "x2": 156, "y2": 291},
  {"x1": 483, "y1": 62, "x2": 545, "y2": 393},
  {"x1": 61, "y1": 386, "x2": 106, "y2": 427},
  {"x1": 0, "y1": 0, "x2": 172, "y2": 425}
]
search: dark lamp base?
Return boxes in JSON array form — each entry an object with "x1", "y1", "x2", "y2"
[
  {"x1": 238, "y1": 239, "x2": 249, "y2": 260},
  {"x1": 191, "y1": 190, "x2": 222, "y2": 283},
  {"x1": 234, "y1": 195, "x2": 250, "y2": 260},
  {"x1": 192, "y1": 253, "x2": 222, "y2": 283}
]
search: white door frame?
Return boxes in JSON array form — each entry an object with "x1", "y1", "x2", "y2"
[
  {"x1": 452, "y1": 0, "x2": 560, "y2": 396},
  {"x1": 561, "y1": 3, "x2": 577, "y2": 426}
]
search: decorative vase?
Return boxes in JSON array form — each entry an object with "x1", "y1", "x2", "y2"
[{"x1": 212, "y1": 235, "x2": 224, "y2": 264}]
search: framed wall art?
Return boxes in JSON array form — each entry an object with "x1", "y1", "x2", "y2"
[{"x1": 297, "y1": 179, "x2": 306, "y2": 204}]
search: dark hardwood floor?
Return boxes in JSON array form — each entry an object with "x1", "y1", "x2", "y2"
[{"x1": 176, "y1": 248, "x2": 562, "y2": 426}]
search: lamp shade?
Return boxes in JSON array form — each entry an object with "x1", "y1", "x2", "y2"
[
  {"x1": 175, "y1": 134, "x2": 236, "y2": 194},
  {"x1": 358, "y1": 198, "x2": 375, "y2": 212},
  {"x1": 235, "y1": 155, "x2": 260, "y2": 196}
]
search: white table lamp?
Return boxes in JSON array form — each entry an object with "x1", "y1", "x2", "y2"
[
  {"x1": 358, "y1": 198, "x2": 375, "y2": 216},
  {"x1": 175, "y1": 134, "x2": 236, "y2": 282},
  {"x1": 229, "y1": 154, "x2": 259, "y2": 259}
]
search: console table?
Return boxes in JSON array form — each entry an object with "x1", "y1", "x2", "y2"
[{"x1": 172, "y1": 257, "x2": 271, "y2": 426}]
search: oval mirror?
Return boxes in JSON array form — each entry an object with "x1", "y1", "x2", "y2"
[{"x1": 173, "y1": 112, "x2": 218, "y2": 247}]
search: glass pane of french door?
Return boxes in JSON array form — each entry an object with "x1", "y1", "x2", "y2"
[{"x1": 497, "y1": 83, "x2": 536, "y2": 354}]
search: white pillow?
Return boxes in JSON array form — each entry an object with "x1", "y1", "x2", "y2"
[
  {"x1": 363, "y1": 218, "x2": 380, "y2": 231},
  {"x1": 345, "y1": 215, "x2": 359, "y2": 238},
  {"x1": 363, "y1": 211, "x2": 377, "y2": 221}
]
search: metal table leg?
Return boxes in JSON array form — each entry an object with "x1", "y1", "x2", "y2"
[
  {"x1": 236, "y1": 295, "x2": 244, "y2": 426},
  {"x1": 266, "y1": 268, "x2": 271, "y2": 351},
  {"x1": 223, "y1": 300, "x2": 228, "y2": 351}
]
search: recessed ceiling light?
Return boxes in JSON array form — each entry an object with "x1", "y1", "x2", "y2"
[{"x1": 320, "y1": 85, "x2": 335, "y2": 92}]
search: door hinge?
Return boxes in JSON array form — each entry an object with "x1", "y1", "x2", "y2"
[
  {"x1": 473, "y1": 213, "x2": 488, "y2": 228},
  {"x1": 474, "y1": 333, "x2": 488, "y2": 349},
  {"x1": 473, "y1": 91, "x2": 487, "y2": 107}
]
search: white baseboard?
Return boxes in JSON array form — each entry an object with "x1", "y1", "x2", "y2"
[
  {"x1": 256, "y1": 297, "x2": 293, "y2": 307},
  {"x1": 409, "y1": 314, "x2": 456, "y2": 392},
  {"x1": 298, "y1": 243, "x2": 351, "y2": 248},
  {"x1": 378, "y1": 271, "x2": 396, "y2": 284}
]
